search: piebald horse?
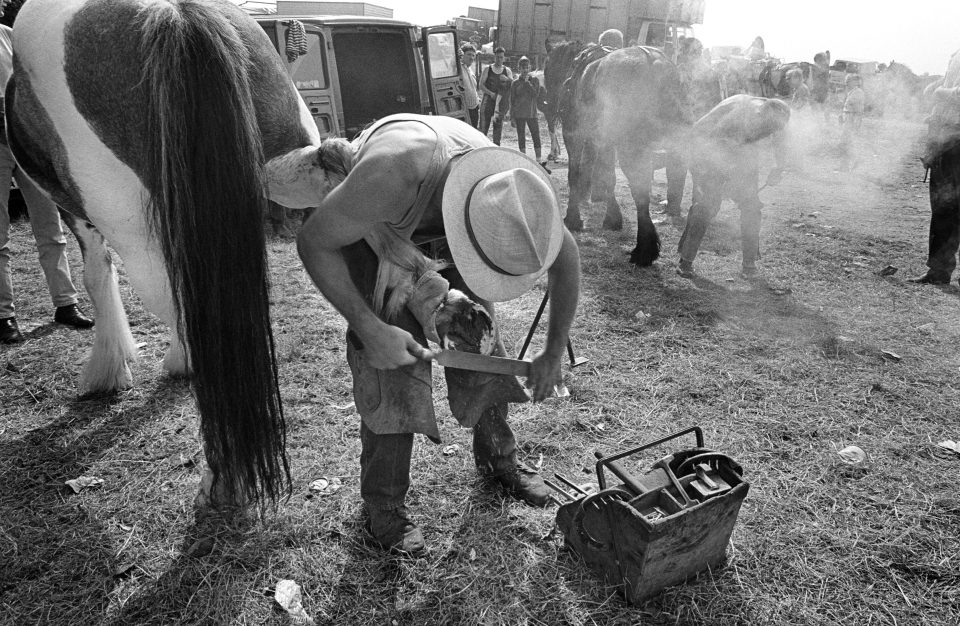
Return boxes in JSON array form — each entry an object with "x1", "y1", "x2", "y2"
[{"x1": 5, "y1": 0, "x2": 324, "y2": 506}]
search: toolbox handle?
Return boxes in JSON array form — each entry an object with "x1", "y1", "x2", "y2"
[{"x1": 594, "y1": 426, "x2": 704, "y2": 490}]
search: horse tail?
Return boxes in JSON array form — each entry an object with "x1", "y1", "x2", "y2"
[{"x1": 139, "y1": 2, "x2": 288, "y2": 505}]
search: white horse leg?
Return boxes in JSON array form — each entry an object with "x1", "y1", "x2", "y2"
[
  {"x1": 116, "y1": 247, "x2": 189, "y2": 378},
  {"x1": 549, "y1": 127, "x2": 561, "y2": 161},
  {"x1": 64, "y1": 215, "x2": 136, "y2": 393},
  {"x1": 162, "y1": 334, "x2": 188, "y2": 377}
]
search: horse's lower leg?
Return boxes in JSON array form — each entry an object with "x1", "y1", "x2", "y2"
[
  {"x1": 596, "y1": 148, "x2": 622, "y2": 230},
  {"x1": 665, "y1": 150, "x2": 687, "y2": 217},
  {"x1": 619, "y1": 146, "x2": 660, "y2": 266},
  {"x1": 547, "y1": 118, "x2": 561, "y2": 161},
  {"x1": 63, "y1": 215, "x2": 137, "y2": 393},
  {"x1": 564, "y1": 133, "x2": 587, "y2": 231},
  {"x1": 118, "y1": 242, "x2": 189, "y2": 377}
]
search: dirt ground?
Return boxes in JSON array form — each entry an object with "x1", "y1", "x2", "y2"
[{"x1": 1, "y1": 115, "x2": 958, "y2": 625}]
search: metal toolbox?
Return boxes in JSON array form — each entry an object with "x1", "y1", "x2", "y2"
[{"x1": 548, "y1": 427, "x2": 749, "y2": 604}]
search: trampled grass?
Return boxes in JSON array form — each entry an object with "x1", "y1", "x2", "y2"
[{"x1": 1, "y1": 118, "x2": 958, "y2": 625}]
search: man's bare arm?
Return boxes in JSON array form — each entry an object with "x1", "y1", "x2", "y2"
[
  {"x1": 296, "y1": 143, "x2": 434, "y2": 369},
  {"x1": 527, "y1": 229, "x2": 581, "y2": 401}
]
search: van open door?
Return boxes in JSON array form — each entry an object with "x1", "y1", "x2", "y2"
[
  {"x1": 421, "y1": 26, "x2": 468, "y2": 121},
  {"x1": 276, "y1": 21, "x2": 340, "y2": 138}
]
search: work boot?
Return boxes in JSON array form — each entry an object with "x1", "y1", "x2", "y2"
[
  {"x1": 0, "y1": 317, "x2": 24, "y2": 344},
  {"x1": 54, "y1": 304, "x2": 94, "y2": 328},
  {"x1": 473, "y1": 405, "x2": 551, "y2": 507},
  {"x1": 908, "y1": 271, "x2": 950, "y2": 285},
  {"x1": 366, "y1": 506, "x2": 425, "y2": 555}
]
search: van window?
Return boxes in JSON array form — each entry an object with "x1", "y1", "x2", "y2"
[
  {"x1": 288, "y1": 30, "x2": 329, "y2": 90},
  {"x1": 426, "y1": 31, "x2": 459, "y2": 79}
]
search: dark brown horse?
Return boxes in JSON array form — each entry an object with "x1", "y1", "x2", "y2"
[{"x1": 545, "y1": 42, "x2": 688, "y2": 265}]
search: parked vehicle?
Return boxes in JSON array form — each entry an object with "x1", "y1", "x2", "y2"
[
  {"x1": 496, "y1": 0, "x2": 705, "y2": 65},
  {"x1": 829, "y1": 59, "x2": 879, "y2": 92},
  {"x1": 255, "y1": 15, "x2": 466, "y2": 139}
]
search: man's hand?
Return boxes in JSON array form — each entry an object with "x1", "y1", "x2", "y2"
[
  {"x1": 527, "y1": 350, "x2": 563, "y2": 402},
  {"x1": 360, "y1": 322, "x2": 434, "y2": 370}
]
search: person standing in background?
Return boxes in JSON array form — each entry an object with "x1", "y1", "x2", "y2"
[
  {"x1": 459, "y1": 43, "x2": 480, "y2": 128},
  {"x1": 839, "y1": 73, "x2": 865, "y2": 171},
  {"x1": 478, "y1": 47, "x2": 512, "y2": 145},
  {"x1": 501, "y1": 56, "x2": 545, "y2": 166},
  {"x1": 787, "y1": 68, "x2": 810, "y2": 110},
  {"x1": 911, "y1": 49, "x2": 960, "y2": 286},
  {"x1": 0, "y1": 0, "x2": 93, "y2": 343}
]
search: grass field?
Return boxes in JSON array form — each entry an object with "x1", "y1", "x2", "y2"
[{"x1": 1, "y1": 117, "x2": 958, "y2": 625}]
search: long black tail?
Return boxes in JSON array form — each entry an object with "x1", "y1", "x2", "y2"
[{"x1": 140, "y1": 1, "x2": 288, "y2": 505}]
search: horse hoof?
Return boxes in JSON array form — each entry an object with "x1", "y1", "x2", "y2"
[
  {"x1": 629, "y1": 248, "x2": 660, "y2": 267},
  {"x1": 194, "y1": 467, "x2": 252, "y2": 516},
  {"x1": 602, "y1": 217, "x2": 623, "y2": 231},
  {"x1": 163, "y1": 341, "x2": 189, "y2": 377},
  {"x1": 81, "y1": 361, "x2": 133, "y2": 394},
  {"x1": 564, "y1": 217, "x2": 584, "y2": 232}
]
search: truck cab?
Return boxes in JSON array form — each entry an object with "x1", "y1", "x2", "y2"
[{"x1": 255, "y1": 16, "x2": 466, "y2": 139}]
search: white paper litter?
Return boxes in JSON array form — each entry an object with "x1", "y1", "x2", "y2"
[
  {"x1": 65, "y1": 475, "x2": 104, "y2": 494},
  {"x1": 274, "y1": 579, "x2": 316, "y2": 626}
]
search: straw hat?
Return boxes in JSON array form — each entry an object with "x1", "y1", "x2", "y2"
[{"x1": 442, "y1": 147, "x2": 563, "y2": 302}]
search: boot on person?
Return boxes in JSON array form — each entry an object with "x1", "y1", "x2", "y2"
[
  {"x1": 366, "y1": 505, "x2": 425, "y2": 555},
  {"x1": 472, "y1": 404, "x2": 550, "y2": 507},
  {"x1": 0, "y1": 317, "x2": 23, "y2": 343},
  {"x1": 54, "y1": 304, "x2": 94, "y2": 328}
]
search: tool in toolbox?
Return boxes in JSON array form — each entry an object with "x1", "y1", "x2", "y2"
[{"x1": 546, "y1": 427, "x2": 749, "y2": 604}]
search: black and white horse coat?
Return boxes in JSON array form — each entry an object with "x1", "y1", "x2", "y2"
[{"x1": 5, "y1": 0, "x2": 323, "y2": 504}]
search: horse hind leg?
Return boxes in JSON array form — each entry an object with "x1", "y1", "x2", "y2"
[
  {"x1": 596, "y1": 147, "x2": 623, "y2": 231},
  {"x1": 61, "y1": 213, "x2": 137, "y2": 392},
  {"x1": 563, "y1": 131, "x2": 587, "y2": 231},
  {"x1": 617, "y1": 144, "x2": 660, "y2": 266}
]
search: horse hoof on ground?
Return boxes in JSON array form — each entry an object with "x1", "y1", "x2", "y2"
[
  {"x1": 629, "y1": 246, "x2": 661, "y2": 267},
  {"x1": 602, "y1": 215, "x2": 623, "y2": 231},
  {"x1": 162, "y1": 341, "x2": 190, "y2": 378},
  {"x1": 194, "y1": 466, "x2": 252, "y2": 519},
  {"x1": 564, "y1": 216, "x2": 584, "y2": 232},
  {"x1": 81, "y1": 359, "x2": 133, "y2": 394}
]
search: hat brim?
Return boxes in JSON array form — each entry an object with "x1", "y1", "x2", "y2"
[{"x1": 442, "y1": 147, "x2": 563, "y2": 303}]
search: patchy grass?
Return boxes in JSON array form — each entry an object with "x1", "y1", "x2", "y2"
[{"x1": 1, "y1": 118, "x2": 958, "y2": 625}]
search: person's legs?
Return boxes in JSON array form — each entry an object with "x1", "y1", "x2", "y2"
[
  {"x1": 0, "y1": 146, "x2": 17, "y2": 321},
  {"x1": 479, "y1": 95, "x2": 495, "y2": 136},
  {"x1": 920, "y1": 144, "x2": 960, "y2": 281},
  {"x1": 491, "y1": 108, "x2": 503, "y2": 146},
  {"x1": 677, "y1": 167, "x2": 723, "y2": 275},
  {"x1": 468, "y1": 106, "x2": 479, "y2": 129},
  {"x1": 359, "y1": 422, "x2": 423, "y2": 552},
  {"x1": 528, "y1": 119, "x2": 542, "y2": 161},
  {"x1": 732, "y1": 165, "x2": 762, "y2": 274},
  {"x1": 516, "y1": 118, "x2": 527, "y2": 154},
  {"x1": 439, "y1": 262, "x2": 549, "y2": 507},
  {"x1": 15, "y1": 170, "x2": 80, "y2": 310},
  {"x1": 342, "y1": 240, "x2": 432, "y2": 553}
]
